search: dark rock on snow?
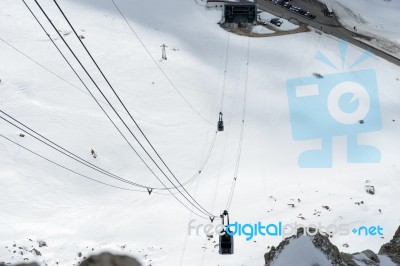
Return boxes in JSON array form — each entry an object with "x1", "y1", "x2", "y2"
[
  {"x1": 365, "y1": 185, "x2": 376, "y2": 195},
  {"x1": 265, "y1": 226, "x2": 400, "y2": 266},
  {"x1": 37, "y1": 241, "x2": 47, "y2": 248},
  {"x1": 2, "y1": 252, "x2": 142, "y2": 266},
  {"x1": 379, "y1": 226, "x2": 400, "y2": 265},
  {"x1": 79, "y1": 252, "x2": 142, "y2": 266},
  {"x1": 1, "y1": 264, "x2": 40, "y2": 266}
]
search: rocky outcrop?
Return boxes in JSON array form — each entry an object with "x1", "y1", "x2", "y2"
[
  {"x1": 264, "y1": 228, "x2": 356, "y2": 266},
  {"x1": 1, "y1": 252, "x2": 142, "y2": 266},
  {"x1": 379, "y1": 226, "x2": 400, "y2": 265},
  {"x1": 79, "y1": 252, "x2": 142, "y2": 266},
  {"x1": 0, "y1": 263, "x2": 39, "y2": 266},
  {"x1": 264, "y1": 226, "x2": 400, "y2": 266}
]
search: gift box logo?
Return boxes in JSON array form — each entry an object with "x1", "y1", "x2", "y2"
[{"x1": 287, "y1": 42, "x2": 382, "y2": 168}]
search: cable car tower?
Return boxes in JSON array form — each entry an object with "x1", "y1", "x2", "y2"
[{"x1": 219, "y1": 210, "x2": 234, "y2": 255}]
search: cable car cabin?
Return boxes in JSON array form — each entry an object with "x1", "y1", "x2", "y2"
[
  {"x1": 219, "y1": 229, "x2": 234, "y2": 254},
  {"x1": 219, "y1": 210, "x2": 234, "y2": 255},
  {"x1": 218, "y1": 112, "x2": 224, "y2": 132}
]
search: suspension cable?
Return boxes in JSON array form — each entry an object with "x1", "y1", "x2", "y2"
[
  {"x1": 226, "y1": 37, "x2": 251, "y2": 210},
  {"x1": 0, "y1": 133, "x2": 142, "y2": 193},
  {"x1": 21, "y1": 0, "x2": 171, "y2": 191},
  {"x1": 0, "y1": 109, "x2": 217, "y2": 192},
  {"x1": 220, "y1": 32, "x2": 230, "y2": 113},
  {"x1": 0, "y1": 110, "x2": 191, "y2": 191},
  {"x1": 50, "y1": 0, "x2": 215, "y2": 218},
  {"x1": 0, "y1": 132, "x2": 211, "y2": 218},
  {"x1": 30, "y1": 0, "x2": 215, "y2": 218},
  {"x1": 107, "y1": 0, "x2": 220, "y2": 198},
  {"x1": 109, "y1": 0, "x2": 211, "y2": 124}
]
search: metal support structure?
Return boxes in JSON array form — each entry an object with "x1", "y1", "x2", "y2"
[{"x1": 161, "y1": 44, "x2": 167, "y2": 60}]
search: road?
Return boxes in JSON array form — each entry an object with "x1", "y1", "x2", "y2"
[{"x1": 257, "y1": 0, "x2": 400, "y2": 67}]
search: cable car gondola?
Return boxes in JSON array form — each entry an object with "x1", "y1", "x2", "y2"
[
  {"x1": 218, "y1": 112, "x2": 224, "y2": 132},
  {"x1": 219, "y1": 210, "x2": 234, "y2": 255}
]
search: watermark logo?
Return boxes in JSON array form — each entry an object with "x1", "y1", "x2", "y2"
[
  {"x1": 188, "y1": 220, "x2": 383, "y2": 241},
  {"x1": 352, "y1": 225, "x2": 383, "y2": 236},
  {"x1": 286, "y1": 41, "x2": 382, "y2": 168}
]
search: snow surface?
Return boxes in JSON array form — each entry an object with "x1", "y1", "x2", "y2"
[
  {"x1": 270, "y1": 235, "x2": 333, "y2": 266},
  {"x1": 378, "y1": 255, "x2": 398, "y2": 266},
  {"x1": 353, "y1": 253, "x2": 397, "y2": 266},
  {"x1": 270, "y1": 235, "x2": 397, "y2": 266},
  {"x1": 331, "y1": 0, "x2": 400, "y2": 42},
  {"x1": 259, "y1": 11, "x2": 299, "y2": 31},
  {"x1": 0, "y1": 0, "x2": 399, "y2": 265},
  {"x1": 252, "y1": 25, "x2": 275, "y2": 34},
  {"x1": 328, "y1": 0, "x2": 400, "y2": 58}
]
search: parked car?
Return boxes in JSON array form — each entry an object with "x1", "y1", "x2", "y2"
[{"x1": 270, "y1": 18, "x2": 283, "y2": 26}]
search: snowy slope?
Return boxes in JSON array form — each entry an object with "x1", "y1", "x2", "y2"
[
  {"x1": 329, "y1": 0, "x2": 400, "y2": 58},
  {"x1": 265, "y1": 231, "x2": 398, "y2": 266},
  {"x1": 331, "y1": 0, "x2": 400, "y2": 42},
  {"x1": 270, "y1": 236, "x2": 335, "y2": 266},
  {"x1": 0, "y1": 0, "x2": 400, "y2": 265},
  {"x1": 258, "y1": 11, "x2": 299, "y2": 31}
]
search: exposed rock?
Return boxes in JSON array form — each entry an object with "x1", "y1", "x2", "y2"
[
  {"x1": 365, "y1": 185, "x2": 375, "y2": 195},
  {"x1": 355, "y1": 201, "x2": 364, "y2": 205},
  {"x1": 363, "y1": 249, "x2": 380, "y2": 262},
  {"x1": 79, "y1": 252, "x2": 142, "y2": 266},
  {"x1": 0, "y1": 263, "x2": 39, "y2": 266},
  {"x1": 379, "y1": 226, "x2": 400, "y2": 264},
  {"x1": 313, "y1": 73, "x2": 324, "y2": 79},
  {"x1": 38, "y1": 241, "x2": 47, "y2": 248},
  {"x1": 322, "y1": 205, "x2": 331, "y2": 211},
  {"x1": 352, "y1": 250, "x2": 380, "y2": 265},
  {"x1": 264, "y1": 226, "x2": 400, "y2": 266},
  {"x1": 30, "y1": 248, "x2": 41, "y2": 256},
  {"x1": 310, "y1": 228, "x2": 355, "y2": 265}
]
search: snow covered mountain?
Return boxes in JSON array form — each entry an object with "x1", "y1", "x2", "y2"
[
  {"x1": 0, "y1": 0, "x2": 399, "y2": 265},
  {"x1": 264, "y1": 226, "x2": 400, "y2": 266},
  {"x1": 330, "y1": 0, "x2": 400, "y2": 58}
]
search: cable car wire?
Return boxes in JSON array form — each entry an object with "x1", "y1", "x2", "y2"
[
  {"x1": 219, "y1": 32, "x2": 230, "y2": 113},
  {"x1": 0, "y1": 132, "x2": 212, "y2": 219},
  {"x1": 0, "y1": 112, "x2": 145, "y2": 189},
  {"x1": 49, "y1": 0, "x2": 216, "y2": 218},
  {"x1": 0, "y1": 132, "x2": 145, "y2": 194},
  {"x1": 108, "y1": 0, "x2": 224, "y2": 195},
  {"x1": 0, "y1": 110, "x2": 194, "y2": 191},
  {"x1": 20, "y1": 0, "x2": 213, "y2": 217},
  {"x1": 22, "y1": 0, "x2": 212, "y2": 217},
  {"x1": 225, "y1": 38, "x2": 251, "y2": 211},
  {"x1": 30, "y1": 0, "x2": 215, "y2": 218},
  {"x1": 0, "y1": 109, "x2": 217, "y2": 193},
  {"x1": 0, "y1": 35, "x2": 191, "y2": 128},
  {"x1": 21, "y1": 0, "x2": 177, "y2": 191},
  {"x1": 19, "y1": 0, "x2": 206, "y2": 193},
  {"x1": 20, "y1": 0, "x2": 217, "y2": 219},
  {"x1": 0, "y1": 36, "x2": 83, "y2": 95},
  {"x1": 109, "y1": 0, "x2": 211, "y2": 125},
  {"x1": 0, "y1": 116, "x2": 212, "y2": 218}
]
